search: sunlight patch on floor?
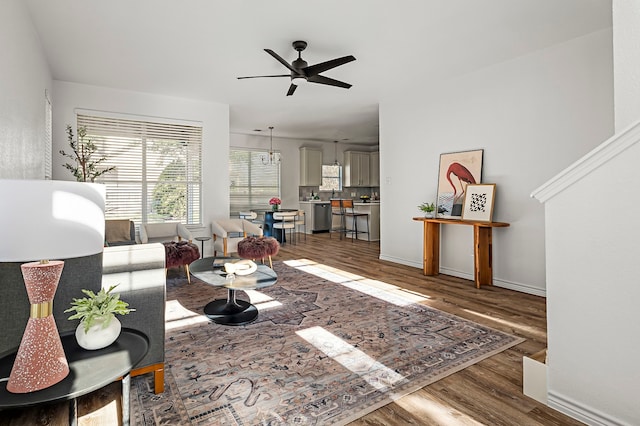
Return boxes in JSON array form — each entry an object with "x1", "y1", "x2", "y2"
[
  {"x1": 284, "y1": 259, "x2": 429, "y2": 306},
  {"x1": 297, "y1": 326, "x2": 405, "y2": 391},
  {"x1": 394, "y1": 391, "x2": 485, "y2": 425},
  {"x1": 80, "y1": 399, "x2": 120, "y2": 424},
  {"x1": 165, "y1": 299, "x2": 209, "y2": 331},
  {"x1": 461, "y1": 308, "x2": 545, "y2": 339}
]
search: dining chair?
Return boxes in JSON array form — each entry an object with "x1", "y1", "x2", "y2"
[
  {"x1": 294, "y1": 210, "x2": 306, "y2": 241},
  {"x1": 272, "y1": 211, "x2": 297, "y2": 244}
]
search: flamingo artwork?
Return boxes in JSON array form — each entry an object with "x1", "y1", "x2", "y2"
[
  {"x1": 446, "y1": 162, "x2": 476, "y2": 203},
  {"x1": 436, "y1": 149, "x2": 483, "y2": 217}
]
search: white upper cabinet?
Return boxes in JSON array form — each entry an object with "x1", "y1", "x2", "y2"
[
  {"x1": 299, "y1": 147, "x2": 322, "y2": 186},
  {"x1": 344, "y1": 151, "x2": 370, "y2": 187}
]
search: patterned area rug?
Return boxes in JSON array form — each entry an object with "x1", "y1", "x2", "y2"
[{"x1": 131, "y1": 260, "x2": 524, "y2": 425}]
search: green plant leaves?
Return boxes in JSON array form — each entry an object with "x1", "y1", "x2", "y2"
[{"x1": 64, "y1": 284, "x2": 134, "y2": 333}]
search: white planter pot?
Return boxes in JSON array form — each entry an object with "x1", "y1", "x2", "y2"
[{"x1": 75, "y1": 315, "x2": 121, "y2": 350}]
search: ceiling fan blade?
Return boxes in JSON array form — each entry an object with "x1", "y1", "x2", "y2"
[
  {"x1": 264, "y1": 49, "x2": 298, "y2": 73},
  {"x1": 286, "y1": 84, "x2": 298, "y2": 96},
  {"x1": 237, "y1": 74, "x2": 290, "y2": 80},
  {"x1": 307, "y1": 75, "x2": 352, "y2": 89},
  {"x1": 303, "y1": 55, "x2": 356, "y2": 77}
]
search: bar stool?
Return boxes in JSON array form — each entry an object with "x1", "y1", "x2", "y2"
[
  {"x1": 330, "y1": 199, "x2": 347, "y2": 239},
  {"x1": 342, "y1": 199, "x2": 370, "y2": 242}
]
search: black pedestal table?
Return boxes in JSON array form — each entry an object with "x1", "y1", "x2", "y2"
[
  {"x1": 189, "y1": 256, "x2": 278, "y2": 326},
  {"x1": 0, "y1": 328, "x2": 149, "y2": 426}
]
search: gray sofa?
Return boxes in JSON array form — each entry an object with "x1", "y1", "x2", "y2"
[{"x1": 0, "y1": 243, "x2": 166, "y2": 394}]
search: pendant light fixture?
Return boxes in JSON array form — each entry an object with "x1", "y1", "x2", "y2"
[
  {"x1": 333, "y1": 141, "x2": 340, "y2": 166},
  {"x1": 261, "y1": 126, "x2": 281, "y2": 165}
]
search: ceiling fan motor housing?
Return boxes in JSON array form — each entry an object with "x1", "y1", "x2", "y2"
[{"x1": 292, "y1": 40, "x2": 308, "y2": 52}]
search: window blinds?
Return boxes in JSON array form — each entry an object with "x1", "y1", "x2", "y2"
[{"x1": 77, "y1": 114, "x2": 202, "y2": 225}]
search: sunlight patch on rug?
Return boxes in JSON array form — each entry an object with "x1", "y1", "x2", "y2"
[
  {"x1": 284, "y1": 258, "x2": 430, "y2": 306},
  {"x1": 164, "y1": 299, "x2": 209, "y2": 331},
  {"x1": 297, "y1": 326, "x2": 405, "y2": 391}
]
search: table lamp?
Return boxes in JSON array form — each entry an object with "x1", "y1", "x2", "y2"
[{"x1": 0, "y1": 180, "x2": 105, "y2": 393}]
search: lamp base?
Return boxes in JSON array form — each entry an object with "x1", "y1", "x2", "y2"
[
  {"x1": 7, "y1": 316, "x2": 69, "y2": 393},
  {"x1": 6, "y1": 260, "x2": 69, "y2": 393}
]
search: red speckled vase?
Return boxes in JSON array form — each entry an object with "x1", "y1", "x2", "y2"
[{"x1": 7, "y1": 261, "x2": 70, "y2": 393}]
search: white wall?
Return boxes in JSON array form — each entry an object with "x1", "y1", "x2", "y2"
[
  {"x1": 379, "y1": 28, "x2": 614, "y2": 296},
  {"x1": 533, "y1": 2, "x2": 640, "y2": 424},
  {"x1": 52, "y1": 81, "x2": 229, "y2": 254},
  {"x1": 542, "y1": 133, "x2": 640, "y2": 426},
  {"x1": 613, "y1": 0, "x2": 640, "y2": 131},
  {"x1": 0, "y1": 0, "x2": 52, "y2": 179}
]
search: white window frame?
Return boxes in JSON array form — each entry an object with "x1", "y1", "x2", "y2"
[
  {"x1": 76, "y1": 112, "x2": 203, "y2": 226},
  {"x1": 319, "y1": 164, "x2": 342, "y2": 192}
]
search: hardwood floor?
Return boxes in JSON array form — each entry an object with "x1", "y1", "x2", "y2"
[
  {"x1": 279, "y1": 233, "x2": 582, "y2": 426},
  {"x1": 0, "y1": 232, "x2": 584, "y2": 425}
]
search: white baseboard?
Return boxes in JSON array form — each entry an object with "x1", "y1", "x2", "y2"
[
  {"x1": 548, "y1": 391, "x2": 631, "y2": 426},
  {"x1": 379, "y1": 256, "x2": 546, "y2": 297}
]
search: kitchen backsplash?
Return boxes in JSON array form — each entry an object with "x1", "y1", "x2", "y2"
[{"x1": 299, "y1": 186, "x2": 380, "y2": 201}]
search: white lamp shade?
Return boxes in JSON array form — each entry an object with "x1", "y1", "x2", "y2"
[{"x1": 0, "y1": 180, "x2": 105, "y2": 262}]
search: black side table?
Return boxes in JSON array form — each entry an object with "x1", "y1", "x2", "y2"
[
  {"x1": 0, "y1": 328, "x2": 149, "y2": 426},
  {"x1": 195, "y1": 236, "x2": 211, "y2": 258}
]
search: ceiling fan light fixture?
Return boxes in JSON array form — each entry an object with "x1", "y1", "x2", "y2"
[{"x1": 291, "y1": 76, "x2": 307, "y2": 86}]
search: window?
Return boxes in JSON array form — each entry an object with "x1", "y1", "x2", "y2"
[
  {"x1": 229, "y1": 148, "x2": 280, "y2": 215},
  {"x1": 77, "y1": 114, "x2": 202, "y2": 225},
  {"x1": 319, "y1": 164, "x2": 342, "y2": 192}
]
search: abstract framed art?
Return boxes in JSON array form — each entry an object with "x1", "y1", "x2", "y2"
[
  {"x1": 436, "y1": 149, "x2": 483, "y2": 218},
  {"x1": 462, "y1": 183, "x2": 496, "y2": 222}
]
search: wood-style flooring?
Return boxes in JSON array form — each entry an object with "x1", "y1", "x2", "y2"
[{"x1": 0, "y1": 232, "x2": 584, "y2": 425}]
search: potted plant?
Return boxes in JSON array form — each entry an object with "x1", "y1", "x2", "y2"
[
  {"x1": 65, "y1": 285, "x2": 134, "y2": 350},
  {"x1": 59, "y1": 124, "x2": 116, "y2": 182},
  {"x1": 418, "y1": 202, "x2": 436, "y2": 218}
]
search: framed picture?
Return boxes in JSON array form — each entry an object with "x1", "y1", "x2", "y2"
[
  {"x1": 462, "y1": 184, "x2": 496, "y2": 222},
  {"x1": 436, "y1": 149, "x2": 483, "y2": 218}
]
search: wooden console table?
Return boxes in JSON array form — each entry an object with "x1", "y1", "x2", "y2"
[{"x1": 413, "y1": 217, "x2": 510, "y2": 288}]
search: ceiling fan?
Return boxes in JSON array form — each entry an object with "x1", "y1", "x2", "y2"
[{"x1": 237, "y1": 40, "x2": 356, "y2": 96}]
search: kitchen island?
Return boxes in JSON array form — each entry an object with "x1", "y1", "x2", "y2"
[{"x1": 350, "y1": 202, "x2": 380, "y2": 241}]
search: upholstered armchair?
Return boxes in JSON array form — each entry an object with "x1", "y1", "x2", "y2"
[
  {"x1": 211, "y1": 219, "x2": 263, "y2": 256},
  {"x1": 139, "y1": 222, "x2": 193, "y2": 244}
]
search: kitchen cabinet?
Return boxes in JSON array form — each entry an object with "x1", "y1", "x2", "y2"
[
  {"x1": 344, "y1": 151, "x2": 370, "y2": 187},
  {"x1": 299, "y1": 147, "x2": 322, "y2": 186},
  {"x1": 369, "y1": 151, "x2": 379, "y2": 186}
]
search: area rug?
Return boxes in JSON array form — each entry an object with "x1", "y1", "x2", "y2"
[{"x1": 130, "y1": 260, "x2": 524, "y2": 425}]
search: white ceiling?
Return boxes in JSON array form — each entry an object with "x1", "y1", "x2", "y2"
[{"x1": 25, "y1": 0, "x2": 611, "y2": 145}]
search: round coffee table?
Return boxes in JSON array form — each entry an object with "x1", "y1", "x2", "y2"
[{"x1": 189, "y1": 257, "x2": 277, "y2": 326}]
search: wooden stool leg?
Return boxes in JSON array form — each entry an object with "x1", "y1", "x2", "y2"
[
  {"x1": 185, "y1": 264, "x2": 191, "y2": 284},
  {"x1": 268, "y1": 256, "x2": 273, "y2": 268}
]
